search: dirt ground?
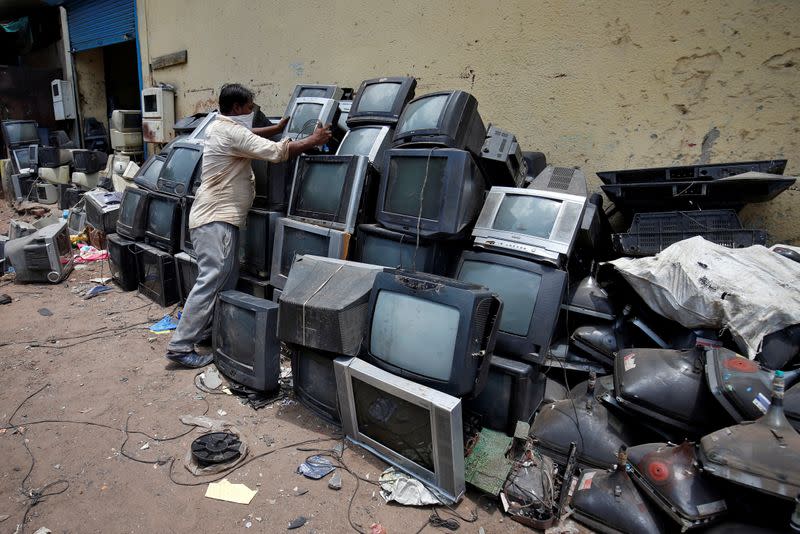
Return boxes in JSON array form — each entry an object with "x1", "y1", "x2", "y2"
[{"x1": 0, "y1": 200, "x2": 540, "y2": 533}]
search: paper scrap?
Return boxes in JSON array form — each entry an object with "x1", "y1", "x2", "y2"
[{"x1": 205, "y1": 479, "x2": 258, "y2": 505}]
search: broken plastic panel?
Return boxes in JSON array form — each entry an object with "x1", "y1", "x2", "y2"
[
  {"x1": 706, "y1": 347, "x2": 800, "y2": 422},
  {"x1": 699, "y1": 371, "x2": 800, "y2": 500},
  {"x1": 614, "y1": 347, "x2": 728, "y2": 434},
  {"x1": 571, "y1": 447, "x2": 668, "y2": 534},
  {"x1": 628, "y1": 441, "x2": 728, "y2": 529}
]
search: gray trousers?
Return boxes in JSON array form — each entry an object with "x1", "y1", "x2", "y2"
[{"x1": 167, "y1": 222, "x2": 239, "y2": 353}]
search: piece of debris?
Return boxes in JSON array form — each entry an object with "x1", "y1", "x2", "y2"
[
  {"x1": 287, "y1": 516, "x2": 307, "y2": 530},
  {"x1": 83, "y1": 285, "x2": 111, "y2": 300},
  {"x1": 370, "y1": 524, "x2": 387, "y2": 534},
  {"x1": 379, "y1": 467, "x2": 441, "y2": 506},
  {"x1": 0, "y1": 295, "x2": 11, "y2": 305},
  {"x1": 37, "y1": 308, "x2": 53, "y2": 316},
  {"x1": 204, "y1": 479, "x2": 257, "y2": 505},
  {"x1": 33, "y1": 528, "x2": 52, "y2": 534},
  {"x1": 0, "y1": 514, "x2": 8, "y2": 522},
  {"x1": 89, "y1": 277, "x2": 113, "y2": 284},
  {"x1": 297, "y1": 455, "x2": 335, "y2": 479},
  {"x1": 217, "y1": 409, "x2": 227, "y2": 417},
  {"x1": 202, "y1": 367, "x2": 224, "y2": 390},
  {"x1": 328, "y1": 471, "x2": 342, "y2": 490},
  {"x1": 140, "y1": 442, "x2": 150, "y2": 450},
  {"x1": 149, "y1": 314, "x2": 180, "y2": 334}
]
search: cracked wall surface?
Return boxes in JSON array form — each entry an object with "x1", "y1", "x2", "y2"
[{"x1": 137, "y1": 0, "x2": 800, "y2": 243}]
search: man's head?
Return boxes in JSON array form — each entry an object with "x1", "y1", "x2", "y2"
[{"x1": 219, "y1": 83, "x2": 255, "y2": 116}]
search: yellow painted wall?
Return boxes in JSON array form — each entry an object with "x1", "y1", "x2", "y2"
[
  {"x1": 136, "y1": 0, "x2": 800, "y2": 243},
  {"x1": 73, "y1": 48, "x2": 108, "y2": 133}
]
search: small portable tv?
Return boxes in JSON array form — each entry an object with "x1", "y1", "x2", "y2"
[
  {"x1": 365, "y1": 269, "x2": 502, "y2": 398},
  {"x1": 106, "y1": 232, "x2": 138, "y2": 291},
  {"x1": 174, "y1": 251, "x2": 198, "y2": 304},
  {"x1": 347, "y1": 76, "x2": 417, "y2": 127},
  {"x1": 84, "y1": 189, "x2": 123, "y2": 233},
  {"x1": 472, "y1": 182, "x2": 587, "y2": 267},
  {"x1": 392, "y1": 90, "x2": 486, "y2": 155},
  {"x1": 134, "y1": 242, "x2": 179, "y2": 307},
  {"x1": 289, "y1": 344, "x2": 342, "y2": 424},
  {"x1": 283, "y1": 97, "x2": 339, "y2": 141},
  {"x1": 180, "y1": 195, "x2": 195, "y2": 256},
  {"x1": 335, "y1": 356, "x2": 465, "y2": 504},
  {"x1": 269, "y1": 217, "x2": 351, "y2": 290},
  {"x1": 354, "y1": 223, "x2": 457, "y2": 276},
  {"x1": 1, "y1": 119, "x2": 38, "y2": 147},
  {"x1": 288, "y1": 154, "x2": 372, "y2": 233},
  {"x1": 157, "y1": 140, "x2": 203, "y2": 196},
  {"x1": 144, "y1": 191, "x2": 182, "y2": 253},
  {"x1": 116, "y1": 187, "x2": 149, "y2": 240},
  {"x1": 213, "y1": 290, "x2": 281, "y2": 392},
  {"x1": 464, "y1": 356, "x2": 545, "y2": 436},
  {"x1": 38, "y1": 147, "x2": 72, "y2": 168},
  {"x1": 283, "y1": 84, "x2": 343, "y2": 117},
  {"x1": 72, "y1": 149, "x2": 108, "y2": 174},
  {"x1": 4, "y1": 221, "x2": 74, "y2": 283},
  {"x1": 376, "y1": 148, "x2": 486, "y2": 239},
  {"x1": 336, "y1": 126, "x2": 393, "y2": 172},
  {"x1": 240, "y1": 209, "x2": 281, "y2": 278},
  {"x1": 455, "y1": 250, "x2": 568, "y2": 362},
  {"x1": 478, "y1": 124, "x2": 527, "y2": 187},
  {"x1": 133, "y1": 155, "x2": 166, "y2": 191}
]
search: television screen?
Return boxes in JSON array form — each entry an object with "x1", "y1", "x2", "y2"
[
  {"x1": 395, "y1": 95, "x2": 447, "y2": 135},
  {"x1": 288, "y1": 103, "x2": 323, "y2": 135},
  {"x1": 352, "y1": 376, "x2": 434, "y2": 471},
  {"x1": 492, "y1": 195, "x2": 562, "y2": 239},
  {"x1": 337, "y1": 127, "x2": 382, "y2": 156},
  {"x1": 13, "y1": 148, "x2": 33, "y2": 171},
  {"x1": 359, "y1": 231, "x2": 431, "y2": 271},
  {"x1": 118, "y1": 190, "x2": 143, "y2": 229},
  {"x1": 216, "y1": 298, "x2": 256, "y2": 367},
  {"x1": 122, "y1": 112, "x2": 141, "y2": 130},
  {"x1": 143, "y1": 94, "x2": 157, "y2": 113},
  {"x1": 458, "y1": 261, "x2": 541, "y2": 337},
  {"x1": 358, "y1": 83, "x2": 402, "y2": 113},
  {"x1": 147, "y1": 196, "x2": 176, "y2": 238},
  {"x1": 3, "y1": 121, "x2": 38, "y2": 145},
  {"x1": 370, "y1": 291, "x2": 459, "y2": 381},
  {"x1": 295, "y1": 160, "x2": 349, "y2": 217},
  {"x1": 139, "y1": 247, "x2": 161, "y2": 296},
  {"x1": 160, "y1": 147, "x2": 201, "y2": 190},
  {"x1": 279, "y1": 226, "x2": 330, "y2": 276},
  {"x1": 384, "y1": 156, "x2": 446, "y2": 220}
]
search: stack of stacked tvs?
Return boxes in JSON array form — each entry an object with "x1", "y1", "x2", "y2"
[
  {"x1": 109, "y1": 110, "x2": 143, "y2": 154},
  {"x1": 71, "y1": 149, "x2": 107, "y2": 189},
  {"x1": 37, "y1": 147, "x2": 72, "y2": 185}
]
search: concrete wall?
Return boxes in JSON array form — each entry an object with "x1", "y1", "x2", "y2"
[
  {"x1": 136, "y1": 0, "x2": 800, "y2": 243},
  {"x1": 73, "y1": 47, "x2": 108, "y2": 133}
]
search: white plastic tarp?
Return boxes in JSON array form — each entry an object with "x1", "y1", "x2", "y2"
[{"x1": 609, "y1": 237, "x2": 800, "y2": 358}]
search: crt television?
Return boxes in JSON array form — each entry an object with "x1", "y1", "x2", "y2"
[
  {"x1": 133, "y1": 155, "x2": 166, "y2": 191},
  {"x1": 72, "y1": 150, "x2": 108, "y2": 174},
  {"x1": 335, "y1": 356, "x2": 465, "y2": 504},
  {"x1": 283, "y1": 84, "x2": 343, "y2": 117},
  {"x1": 376, "y1": 148, "x2": 486, "y2": 239},
  {"x1": 116, "y1": 187, "x2": 149, "y2": 240},
  {"x1": 336, "y1": 125, "x2": 393, "y2": 172},
  {"x1": 365, "y1": 269, "x2": 502, "y2": 398},
  {"x1": 4, "y1": 220, "x2": 73, "y2": 283},
  {"x1": 1, "y1": 120, "x2": 38, "y2": 147},
  {"x1": 84, "y1": 189, "x2": 123, "y2": 234},
  {"x1": 12, "y1": 145, "x2": 37, "y2": 174},
  {"x1": 134, "y1": 242, "x2": 179, "y2": 307},
  {"x1": 597, "y1": 159, "x2": 788, "y2": 185},
  {"x1": 106, "y1": 232, "x2": 138, "y2": 291},
  {"x1": 269, "y1": 217, "x2": 351, "y2": 290},
  {"x1": 354, "y1": 223, "x2": 456, "y2": 276},
  {"x1": 290, "y1": 344, "x2": 342, "y2": 425},
  {"x1": 110, "y1": 110, "x2": 142, "y2": 131},
  {"x1": 38, "y1": 147, "x2": 72, "y2": 168},
  {"x1": 145, "y1": 191, "x2": 182, "y2": 253},
  {"x1": 472, "y1": 184, "x2": 587, "y2": 267},
  {"x1": 240, "y1": 209, "x2": 281, "y2": 278},
  {"x1": 214, "y1": 290, "x2": 281, "y2": 392},
  {"x1": 347, "y1": 76, "x2": 417, "y2": 126},
  {"x1": 157, "y1": 140, "x2": 203, "y2": 196},
  {"x1": 283, "y1": 97, "x2": 339, "y2": 141},
  {"x1": 455, "y1": 250, "x2": 567, "y2": 362},
  {"x1": 288, "y1": 154, "x2": 371, "y2": 233},
  {"x1": 392, "y1": 90, "x2": 486, "y2": 155}
]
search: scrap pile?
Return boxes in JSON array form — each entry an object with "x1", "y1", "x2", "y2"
[{"x1": 3, "y1": 75, "x2": 800, "y2": 532}]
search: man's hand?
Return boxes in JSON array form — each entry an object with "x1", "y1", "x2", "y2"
[
  {"x1": 309, "y1": 123, "x2": 333, "y2": 146},
  {"x1": 278, "y1": 116, "x2": 290, "y2": 130},
  {"x1": 286, "y1": 123, "x2": 334, "y2": 159}
]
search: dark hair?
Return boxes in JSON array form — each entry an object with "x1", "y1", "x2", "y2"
[{"x1": 219, "y1": 83, "x2": 254, "y2": 114}]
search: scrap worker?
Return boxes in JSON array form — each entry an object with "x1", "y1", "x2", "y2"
[{"x1": 165, "y1": 83, "x2": 332, "y2": 368}]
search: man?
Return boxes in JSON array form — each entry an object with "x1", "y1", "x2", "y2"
[{"x1": 165, "y1": 83, "x2": 332, "y2": 368}]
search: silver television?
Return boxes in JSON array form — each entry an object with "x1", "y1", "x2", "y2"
[
  {"x1": 472, "y1": 184, "x2": 587, "y2": 267},
  {"x1": 336, "y1": 125, "x2": 393, "y2": 172},
  {"x1": 268, "y1": 217, "x2": 350, "y2": 290},
  {"x1": 282, "y1": 97, "x2": 339, "y2": 141},
  {"x1": 4, "y1": 220, "x2": 74, "y2": 283},
  {"x1": 334, "y1": 356, "x2": 465, "y2": 504}
]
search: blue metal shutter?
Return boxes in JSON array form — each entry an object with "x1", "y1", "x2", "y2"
[{"x1": 66, "y1": 0, "x2": 135, "y2": 52}]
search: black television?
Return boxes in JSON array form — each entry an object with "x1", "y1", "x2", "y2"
[
  {"x1": 133, "y1": 155, "x2": 166, "y2": 191},
  {"x1": 134, "y1": 242, "x2": 179, "y2": 307},
  {"x1": 38, "y1": 147, "x2": 72, "y2": 168},
  {"x1": 174, "y1": 251, "x2": 198, "y2": 304},
  {"x1": 106, "y1": 233, "x2": 138, "y2": 291},
  {"x1": 213, "y1": 290, "x2": 280, "y2": 392},
  {"x1": 597, "y1": 159, "x2": 788, "y2": 185},
  {"x1": 156, "y1": 141, "x2": 203, "y2": 196},
  {"x1": 365, "y1": 269, "x2": 502, "y2": 397},
  {"x1": 84, "y1": 190, "x2": 123, "y2": 234},
  {"x1": 144, "y1": 191, "x2": 182, "y2": 253},
  {"x1": 283, "y1": 84, "x2": 343, "y2": 117},
  {"x1": 335, "y1": 125, "x2": 393, "y2": 173},
  {"x1": 347, "y1": 76, "x2": 417, "y2": 127},
  {"x1": 354, "y1": 223, "x2": 457, "y2": 276},
  {"x1": 464, "y1": 355, "x2": 545, "y2": 436},
  {"x1": 375, "y1": 148, "x2": 486, "y2": 239},
  {"x1": 72, "y1": 149, "x2": 108, "y2": 174},
  {"x1": 288, "y1": 154, "x2": 372, "y2": 233},
  {"x1": 392, "y1": 90, "x2": 486, "y2": 155},
  {"x1": 289, "y1": 344, "x2": 341, "y2": 425},
  {"x1": 180, "y1": 195, "x2": 194, "y2": 256},
  {"x1": 253, "y1": 157, "x2": 293, "y2": 211},
  {"x1": 116, "y1": 187, "x2": 149, "y2": 239},
  {"x1": 2, "y1": 120, "x2": 38, "y2": 148},
  {"x1": 455, "y1": 250, "x2": 567, "y2": 363},
  {"x1": 240, "y1": 209, "x2": 281, "y2": 278},
  {"x1": 58, "y1": 184, "x2": 83, "y2": 210}
]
